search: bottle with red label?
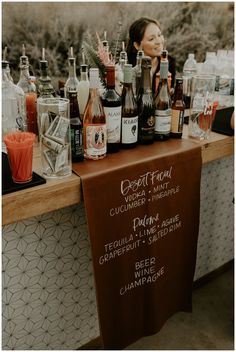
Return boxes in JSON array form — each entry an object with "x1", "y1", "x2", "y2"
[
  {"x1": 171, "y1": 78, "x2": 185, "y2": 138},
  {"x1": 83, "y1": 68, "x2": 107, "y2": 160}
]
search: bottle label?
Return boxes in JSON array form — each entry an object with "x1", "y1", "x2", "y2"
[
  {"x1": 155, "y1": 109, "x2": 171, "y2": 133},
  {"x1": 121, "y1": 116, "x2": 138, "y2": 143},
  {"x1": 85, "y1": 124, "x2": 107, "y2": 156},
  {"x1": 70, "y1": 118, "x2": 83, "y2": 158},
  {"x1": 171, "y1": 109, "x2": 184, "y2": 133},
  {"x1": 104, "y1": 106, "x2": 122, "y2": 143}
]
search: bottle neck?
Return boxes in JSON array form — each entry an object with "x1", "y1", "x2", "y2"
[
  {"x1": 2, "y1": 67, "x2": 10, "y2": 82},
  {"x1": 40, "y1": 61, "x2": 50, "y2": 80},
  {"x1": 19, "y1": 66, "x2": 30, "y2": 81},
  {"x1": 136, "y1": 57, "x2": 143, "y2": 67},
  {"x1": 173, "y1": 84, "x2": 183, "y2": 101},
  {"x1": 141, "y1": 67, "x2": 152, "y2": 92},
  {"x1": 160, "y1": 61, "x2": 168, "y2": 80},
  {"x1": 81, "y1": 71, "x2": 88, "y2": 81},
  {"x1": 106, "y1": 69, "x2": 115, "y2": 88},
  {"x1": 68, "y1": 59, "x2": 77, "y2": 78},
  {"x1": 123, "y1": 81, "x2": 133, "y2": 90}
]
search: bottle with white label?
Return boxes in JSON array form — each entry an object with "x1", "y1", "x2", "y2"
[
  {"x1": 83, "y1": 68, "x2": 107, "y2": 160},
  {"x1": 154, "y1": 53, "x2": 172, "y2": 141},
  {"x1": 102, "y1": 65, "x2": 121, "y2": 153},
  {"x1": 121, "y1": 64, "x2": 138, "y2": 149}
]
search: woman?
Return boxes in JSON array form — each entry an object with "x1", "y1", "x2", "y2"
[{"x1": 127, "y1": 17, "x2": 176, "y2": 95}]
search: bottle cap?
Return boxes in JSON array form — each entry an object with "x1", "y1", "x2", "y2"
[
  {"x1": 176, "y1": 78, "x2": 183, "y2": 84},
  {"x1": 137, "y1": 50, "x2": 144, "y2": 59},
  {"x1": 123, "y1": 64, "x2": 133, "y2": 83},
  {"x1": 2, "y1": 61, "x2": 8, "y2": 69},
  {"x1": 161, "y1": 50, "x2": 168, "y2": 60},
  {"x1": 189, "y1": 53, "x2": 195, "y2": 59},
  {"x1": 40, "y1": 60, "x2": 48, "y2": 70},
  {"x1": 80, "y1": 64, "x2": 88, "y2": 72},
  {"x1": 89, "y1": 68, "x2": 100, "y2": 88},
  {"x1": 19, "y1": 56, "x2": 29, "y2": 67},
  {"x1": 141, "y1": 56, "x2": 152, "y2": 68}
]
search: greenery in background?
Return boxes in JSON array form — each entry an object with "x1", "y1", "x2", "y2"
[{"x1": 2, "y1": 2, "x2": 234, "y2": 85}]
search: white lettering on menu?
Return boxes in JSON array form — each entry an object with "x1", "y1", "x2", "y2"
[{"x1": 120, "y1": 167, "x2": 172, "y2": 196}]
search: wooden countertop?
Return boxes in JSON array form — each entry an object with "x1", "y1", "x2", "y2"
[{"x1": 2, "y1": 126, "x2": 234, "y2": 225}]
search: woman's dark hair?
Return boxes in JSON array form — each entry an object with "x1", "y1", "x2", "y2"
[{"x1": 127, "y1": 17, "x2": 161, "y2": 66}]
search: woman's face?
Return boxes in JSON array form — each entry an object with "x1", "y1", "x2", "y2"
[{"x1": 138, "y1": 23, "x2": 164, "y2": 58}]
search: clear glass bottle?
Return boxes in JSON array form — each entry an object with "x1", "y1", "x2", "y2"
[
  {"x1": 17, "y1": 45, "x2": 38, "y2": 135},
  {"x1": 38, "y1": 48, "x2": 55, "y2": 98},
  {"x1": 137, "y1": 56, "x2": 155, "y2": 144},
  {"x1": 171, "y1": 78, "x2": 185, "y2": 138},
  {"x1": 77, "y1": 64, "x2": 90, "y2": 119},
  {"x1": 183, "y1": 53, "x2": 197, "y2": 76},
  {"x1": 102, "y1": 31, "x2": 110, "y2": 65},
  {"x1": 121, "y1": 64, "x2": 138, "y2": 149},
  {"x1": 154, "y1": 55, "x2": 172, "y2": 141},
  {"x1": 2, "y1": 60, "x2": 18, "y2": 149},
  {"x1": 119, "y1": 41, "x2": 128, "y2": 72},
  {"x1": 64, "y1": 47, "x2": 84, "y2": 162},
  {"x1": 132, "y1": 49, "x2": 144, "y2": 98},
  {"x1": 182, "y1": 53, "x2": 197, "y2": 109},
  {"x1": 83, "y1": 68, "x2": 107, "y2": 160},
  {"x1": 102, "y1": 65, "x2": 122, "y2": 153},
  {"x1": 3, "y1": 47, "x2": 27, "y2": 132}
]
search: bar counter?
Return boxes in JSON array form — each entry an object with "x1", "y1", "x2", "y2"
[{"x1": 2, "y1": 125, "x2": 234, "y2": 225}]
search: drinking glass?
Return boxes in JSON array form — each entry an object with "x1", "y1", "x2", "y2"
[
  {"x1": 37, "y1": 97, "x2": 72, "y2": 178},
  {"x1": 189, "y1": 75, "x2": 217, "y2": 140},
  {"x1": 3, "y1": 131, "x2": 35, "y2": 183}
]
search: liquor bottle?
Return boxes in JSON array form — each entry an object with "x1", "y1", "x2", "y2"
[
  {"x1": 64, "y1": 47, "x2": 84, "y2": 162},
  {"x1": 155, "y1": 50, "x2": 172, "y2": 94},
  {"x1": 132, "y1": 49, "x2": 144, "y2": 97},
  {"x1": 154, "y1": 53, "x2": 172, "y2": 141},
  {"x1": 38, "y1": 48, "x2": 55, "y2": 98},
  {"x1": 17, "y1": 44, "x2": 38, "y2": 135},
  {"x1": 83, "y1": 68, "x2": 107, "y2": 160},
  {"x1": 119, "y1": 42, "x2": 128, "y2": 72},
  {"x1": 3, "y1": 46, "x2": 27, "y2": 132},
  {"x1": 77, "y1": 64, "x2": 90, "y2": 119},
  {"x1": 137, "y1": 56, "x2": 155, "y2": 144},
  {"x1": 2, "y1": 60, "x2": 18, "y2": 147},
  {"x1": 102, "y1": 65, "x2": 122, "y2": 153},
  {"x1": 171, "y1": 78, "x2": 185, "y2": 138},
  {"x1": 102, "y1": 31, "x2": 110, "y2": 65},
  {"x1": 121, "y1": 64, "x2": 138, "y2": 149}
]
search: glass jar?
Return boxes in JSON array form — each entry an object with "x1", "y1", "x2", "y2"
[{"x1": 37, "y1": 97, "x2": 72, "y2": 178}]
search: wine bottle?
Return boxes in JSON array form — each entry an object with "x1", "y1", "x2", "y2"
[
  {"x1": 154, "y1": 52, "x2": 172, "y2": 141},
  {"x1": 121, "y1": 64, "x2": 138, "y2": 149},
  {"x1": 171, "y1": 78, "x2": 185, "y2": 138},
  {"x1": 65, "y1": 47, "x2": 84, "y2": 162},
  {"x1": 137, "y1": 56, "x2": 155, "y2": 144},
  {"x1": 102, "y1": 65, "x2": 122, "y2": 153},
  {"x1": 133, "y1": 49, "x2": 144, "y2": 98},
  {"x1": 83, "y1": 68, "x2": 107, "y2": 160}
]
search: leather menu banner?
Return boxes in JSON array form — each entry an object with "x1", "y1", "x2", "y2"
[{"x1": 73, "y1": 139, "x2": 202, "y2": 350}]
